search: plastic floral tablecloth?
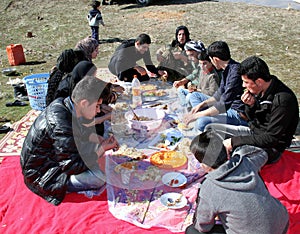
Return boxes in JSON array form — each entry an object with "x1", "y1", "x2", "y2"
[{"x1": 105, "y1": 151, "x2": 206, "y2": 232}]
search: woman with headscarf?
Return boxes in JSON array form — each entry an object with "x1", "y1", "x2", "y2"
[
  {"x1": 46, "y1": 37, "x2": 99, "y2": 106},
  {"x1": 54, "y1": 61, "x2": 113, "y2": 137},
  {"x1": 156, "y1": 25, "x2": 193, "y2": 82},
  {"x1": 74, "y1": 36, "x2": 99, "y2": 61}
]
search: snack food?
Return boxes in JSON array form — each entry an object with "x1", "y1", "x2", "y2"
[
  {"x1": 140, "y1": 84, "x2": 156, "y2": 91},
  {"x1": 112, "y1": 144, "x2": 147, "y2": 160},
  {"x1": 114, "y1": 161, "x2": 137, "y2": 173},
  {"x1": 150, "y1": 151, "x2": 187, "y2": 169},
  {"x1": 143, "y1": 90, "x2": 167, "y2": 97}
]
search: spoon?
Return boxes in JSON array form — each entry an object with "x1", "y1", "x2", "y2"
[{"x1": 129, "y1": 105, "x2": 140, "y2": 121}]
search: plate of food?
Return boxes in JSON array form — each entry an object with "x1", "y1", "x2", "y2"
[
  {"x1": 142, "y1": 89, "x2": 168, "y2": 101},
  {"x1": 150, "y1": 150, "x2": 187, "y2": 169},
  {"x1": 160, "y1": 192, "x2": 187, "y2": 209},
  {"x1": 162, "y1": 172, "x2": 187, "y2": 187},
  {"x1": 148, "y1": 129, "x2": 184, "y2": 151},
  {"x1": 111, "y1": 144, "x2": 147, "y2": 160},
  {"x1": 140, "y1": 84, "x2": 157, "y2": 91}
]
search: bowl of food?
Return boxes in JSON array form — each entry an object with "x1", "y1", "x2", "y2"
[{"x1": 125, "y1": 107, "x2": 166, "y2": 131}]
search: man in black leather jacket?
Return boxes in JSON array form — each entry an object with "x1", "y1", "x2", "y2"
[{"x1": 20, "y1": 76, "x2": 119, "y2": 205}]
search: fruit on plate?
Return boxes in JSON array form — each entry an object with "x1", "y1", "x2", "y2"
[{"x1": 150, "y1": 151, "x2": 187, "y2": 169}]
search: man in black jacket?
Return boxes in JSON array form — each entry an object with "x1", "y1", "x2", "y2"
[
  {"x1": 20, "y1": 76, "x2": 119, "y2": 205},
  {"x1": 108, "y1": 33, "x2": 167, "y2": 82},
  {"x1": 205, "y1": 56, "x2": 299, "y2": 164}
]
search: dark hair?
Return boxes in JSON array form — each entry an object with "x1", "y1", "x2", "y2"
[
  {"x1": 71, "y1": 76, "x2": 110, "y2": 104},
  {"x1": 190, "y1": 130, "x2": 227, "y2": 169},
  {"x1": 136, "y1": 33, "x2": 151, "y2": 45},
  {"x1": 207, "y1": 41, "x2": 231, "y2": 61},
  {"x1": 69, "y1": 61, "x2": 97, "y2": 96},
  {"x1": 175, "y1": 25, "x2": 191, "y2": 44},
  {"x1": 238, "y1": 56, "x2": 271, "y2": 82},
  {"x1": 198, "y1": 51, "x2": 211, "y2": 62},
  {"x1": 90, "y1": 0, "x2": 100, "y2": 9}
]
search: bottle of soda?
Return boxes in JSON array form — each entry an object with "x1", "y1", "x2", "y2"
[{"x1": 132, "y1": 75, "x2": 142, "y2": 108}]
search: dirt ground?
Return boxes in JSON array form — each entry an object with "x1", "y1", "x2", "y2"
[{"x1": 0, "y1": 0, "x2": 299, "y2": 121}]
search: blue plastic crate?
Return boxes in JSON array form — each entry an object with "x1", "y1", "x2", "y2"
[{"x1": 23, "y1": 73, "x2": 49, "y2": 111}]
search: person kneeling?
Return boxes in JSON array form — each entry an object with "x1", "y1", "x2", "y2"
[
  {"x1": 20, "y1": 76, "x2": 119, "y2": 206},
  {"x1": 186, "y1": 130, "x2": 289, "y2": 234}
]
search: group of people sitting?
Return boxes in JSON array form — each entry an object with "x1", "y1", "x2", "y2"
[{"x1": 20, "y1": 25, "x2": 299, "y2": 234}]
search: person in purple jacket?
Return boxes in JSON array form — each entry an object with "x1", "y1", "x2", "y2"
[{"x1": 183, "y1": 41, "x2": 247, "y2": 132}]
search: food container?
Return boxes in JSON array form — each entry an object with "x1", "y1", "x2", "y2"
[
  {"x1": 6, "y1": 44, "x2": 26, "y2": 66},
  {"x1": 125, "y1": 108, "x2": 165, "y2": 131}
]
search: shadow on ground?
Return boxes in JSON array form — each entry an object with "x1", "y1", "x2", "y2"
[{"x1": 109, "y1": 0, "x2": 217, "y2": 10}]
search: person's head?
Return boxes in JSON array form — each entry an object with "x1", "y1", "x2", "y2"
[
  {"x1": 239, "y1": 56, "x2": 272, "y2": 95},
  {"x1": 190, "y1": 130, "x2": 227, "y2": 172},
  {"x1": 71, "y1": 76, "x2": 111, "y2": 120},
  {"x1": 184, "y1": 40, "x2": 206, "y2": 62},
  {"x1": 198, "y1": 52, "x2": 214, "y2": 73},
  {"x1": 175, "y1": 26, "x2": 190, "y2": 45},
  {"x1": 207, "y1": 41, "x2": 231, "y2": 69},
  {"x1": 70, "y1": 61, "x2": 97, "y2": 95},
  {"x1": 56, "y1": 49, "x2": 87, "y2": 73},
  {"x1": 90, "y1": 0, "x2": 100, "y2": 9},
  {"x1": 75, "y1": 37, "x2": 99, "y2": 61},
  {"x1": 135, "y1": 33, "x2": 151, "y2": 54}
]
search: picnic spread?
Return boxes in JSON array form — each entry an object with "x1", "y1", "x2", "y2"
[{"x1": 0, "y1": 74, "x2": 300, "y2": 233}]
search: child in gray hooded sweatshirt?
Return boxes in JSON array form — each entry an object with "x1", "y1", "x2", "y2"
[{"x1": 186, "y1": 130, "x2": 289, "y2": 234}]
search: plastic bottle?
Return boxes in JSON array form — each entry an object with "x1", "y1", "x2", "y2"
[{"x1": 132, "y1": 75, "x2": 142, "y2": 108}]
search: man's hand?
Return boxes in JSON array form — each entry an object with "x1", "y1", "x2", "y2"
[
  {"x1": 102, "y1": 136, "x2": 120, "y2": 152},
  {"x1": 241, "y1": 89, "x2": 255, "y2": 106},
  {"x1": 158, "y1": 70, "x2": 168, "y2": 78},
  {"x1": 173, "y1": 79, "x2": 187, "y2": 88},
  {"x1": 134, "y1": 66, "x2": 147, "y2": 76},
  {"x1": 223, "y1": 138, "x2": 233, "y2": 159},
  {"x1": 183, "y1": 112, "x2": 196, "y2": 125}
]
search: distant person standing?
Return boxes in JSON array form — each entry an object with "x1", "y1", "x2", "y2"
[{"x1": 87, "y1": 0, "x2": 105, "y2": 42}]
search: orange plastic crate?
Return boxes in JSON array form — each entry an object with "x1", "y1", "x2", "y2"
[{"x1": 6, "y1": 44, "x2": 26, "y2": 66}]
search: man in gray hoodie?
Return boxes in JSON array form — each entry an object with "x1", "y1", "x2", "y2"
[{"x1": 186, "y1": 130, "x2": 289, "y2": 234}]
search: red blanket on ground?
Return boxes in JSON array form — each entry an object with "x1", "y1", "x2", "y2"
[
  {"x1": 1, "y1": 151, "x2": 299, "y2": 234},
  {"x1": 260, "y1": 150, "x2": 300, "y2": 234},
  {"x1": 0, "y1": 157, "x2": 176, "y2": 234}
]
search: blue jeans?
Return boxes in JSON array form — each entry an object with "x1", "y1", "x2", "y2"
[
  {"x1": 91, "y1": 26, "x2": 99, "y2": 41},
  {"x1": 177, "y1": 87, "x2": 192, "y2": 107},
  {"x1": 67, "y1": 169, "x2": 105, "y2": 192},
  {"x1": 194, "y1": 108, "x2": 249, "y2": 132},
  {"x1": 189, "y1": 92, "x2": 211, "y2": 108}
]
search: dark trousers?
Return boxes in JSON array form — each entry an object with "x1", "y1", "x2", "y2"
[
  {"x1": 91, "y1": 26, "x2": 99, "y2": 41},
  {"x1": 118, "y1": 68, "x2": 150, "y2": 82},
  {"x1": 185, "y1": 224, "x2": 226, "y2": 234}
]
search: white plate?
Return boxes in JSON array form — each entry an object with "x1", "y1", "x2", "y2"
[
  {"x1": 148, "y1": 129, "x2": 184, "y2": 151},
  {"x1": 162, "y1": 172, "x2": 187, "y2": 187},
  {"x1": 160, "y1": 192, "x2": 187, "y2": 209}
]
